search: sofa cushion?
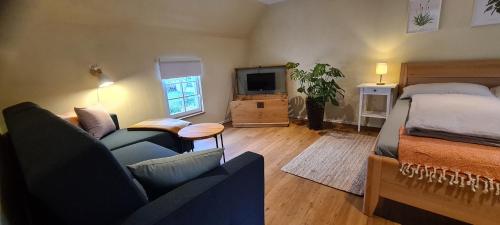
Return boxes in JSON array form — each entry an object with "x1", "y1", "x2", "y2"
[
  {"x1": 127, "y1": 148, "x2": 223, "y2": 199},
  {"x1": 101, "y1": 129, "x2": 168, "y2": 150},
  {"x1": 101, "y1": 129, "x2": 194, "y2": 153},
  {"x1": 112, "y1": 141, "x2": 178, "y2": 166}
]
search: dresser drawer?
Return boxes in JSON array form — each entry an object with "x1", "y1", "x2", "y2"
[
  {"x1": 362, "y1": 87, "x2": 390, "y2": 95},
  {"x1": 230, "y1": 99, "x2": 289, "y2": 125}
]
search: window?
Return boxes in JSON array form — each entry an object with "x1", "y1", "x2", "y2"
[
  {"x1": 162, "y1": 76, "x2": 203, "y2": 117},
  {"x1": 159, "y1": 59, "x2": 204, "y2": 118}
]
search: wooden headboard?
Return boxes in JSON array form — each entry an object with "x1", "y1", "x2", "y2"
[{"x1": 399, "y1": 60, "x2": 500, "y2": 93}]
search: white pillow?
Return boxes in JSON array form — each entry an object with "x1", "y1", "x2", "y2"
[
  {"x1": 400, "y1": 83, "x2": 494, "y2": 99},
  {"x1": 491, "y1": 86, "x2": 500, "y2": 98},
  {"x1": 74, "y1": 105, "x2": 116, "y2": 139}
]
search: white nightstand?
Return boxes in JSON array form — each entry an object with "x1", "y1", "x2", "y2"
[{"x1": 357, "y1": 83, "x2": 398, "y2": 132}]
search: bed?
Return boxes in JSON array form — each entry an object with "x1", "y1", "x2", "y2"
[{"x1": 363, "y1": 60, "x2": 500, "y2": 225}]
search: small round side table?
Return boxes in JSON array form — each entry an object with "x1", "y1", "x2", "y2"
[{"x1": 178, "y1": 123, "x2": 226, "y2": 162}]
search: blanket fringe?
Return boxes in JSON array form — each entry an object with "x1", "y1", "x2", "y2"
[{"x1": 399, "y1": 163, "x2": 499, "y2": 195}]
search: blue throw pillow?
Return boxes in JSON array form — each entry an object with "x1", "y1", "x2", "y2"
[{"x1": 127, "y1": 148, "x2": 223, "y2": 191}]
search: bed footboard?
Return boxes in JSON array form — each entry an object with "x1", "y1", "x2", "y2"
[
  {"x1": 363, "y1": 153, "x2": 500, "y2": 225},
  {"x1": 363, "y1": 154, "x2": 382, "y2": 216}
]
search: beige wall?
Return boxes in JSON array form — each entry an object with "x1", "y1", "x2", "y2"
[
  {"x1": 248, "y1": 0, "x2": 500, "y2": 126},
  {"x1": 6, "y1": 0, "x2": 498, "y2": 132},
  {"x1": 1, "y1": 0, "x2": 500, "y2": 223},
  {"x1": 0, "y1": 0, "x2": 265, "y2": 133}
]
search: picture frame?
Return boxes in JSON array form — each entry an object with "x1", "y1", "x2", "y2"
[
  {"x1": 472, "y1": 0, "x2": 500, "y2": 27},
  {"x1": 407, "y1": 0, "x2": 443, "y2": 33}
]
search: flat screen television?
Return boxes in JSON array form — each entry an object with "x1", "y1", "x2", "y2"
[{"x1": 247, "y1": 73, "x2": 276, "y2": 91}]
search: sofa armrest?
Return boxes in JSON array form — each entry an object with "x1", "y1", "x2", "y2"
[
  {"x1": 120, "y1": 152, "x2": 264, "y2": 225},
  {"x1": 110, "y1": 113, "x2": 120, "y2": 129}
]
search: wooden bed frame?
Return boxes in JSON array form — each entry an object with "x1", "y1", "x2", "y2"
[{"x1": 363, "y1": 60, "x2": 500, "y2": 225}]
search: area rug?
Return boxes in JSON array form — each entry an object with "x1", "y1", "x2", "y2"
[{"x1": 281, "y1": 131, "x2": 377, "y2": 196}]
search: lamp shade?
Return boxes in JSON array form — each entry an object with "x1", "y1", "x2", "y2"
[
  {"x1": 89, "y1": 64, "x2": 114, "y2": 88},
  {"x1": 98, "y1": 73, "x2": 114, "y2": 88},
  {"x1": 376, "y1": 63, "x2": 388, "y2": 75}
]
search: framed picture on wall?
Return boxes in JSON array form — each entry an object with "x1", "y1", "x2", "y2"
[
  {"x1": 407, "y1": 0, "x2": 442, "y2": 33},
  {"x1": 472, "y1": 0, "x2": 500, "y2": 27}
]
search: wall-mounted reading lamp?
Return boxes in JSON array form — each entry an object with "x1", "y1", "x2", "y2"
[{"x1": 89, "y1": 64, "x2": 114, "y2": 88}]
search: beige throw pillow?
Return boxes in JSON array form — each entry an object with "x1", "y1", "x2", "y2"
[{"x1": 74, "y1": 105, "x2": 116, "y2": 139}]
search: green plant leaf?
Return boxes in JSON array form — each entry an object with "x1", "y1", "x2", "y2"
[
  {"x1": 288, "y1": 62, "x2": 345, "y2": 106},
  {"x1": 286, "y1": 62, "x2": 299, "y2": 69},
  {"x1": 329, "y1": 97, "x2": 339, "y2": 106}
]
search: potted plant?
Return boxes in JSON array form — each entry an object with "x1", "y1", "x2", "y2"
[{"x1": 286, "y1": 62, "x2": 345, "y2": 130}]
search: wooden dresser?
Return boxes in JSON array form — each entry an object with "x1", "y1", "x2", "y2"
[{"x1": 230, "y1": 94, "x2": 289, "y2": 128}]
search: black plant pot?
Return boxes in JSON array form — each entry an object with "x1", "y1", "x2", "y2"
[{"x1": 306, "y1": 97, "x2": 325, "y2": 130}]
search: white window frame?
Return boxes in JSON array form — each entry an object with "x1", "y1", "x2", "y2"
[{"x1": 158, "y1": 58, "x2": 205, "y2": 119}]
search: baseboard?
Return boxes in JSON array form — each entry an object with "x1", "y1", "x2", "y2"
[
  {"x1": 293, "y1": 116, "x2": 382, "y2": 129},
  {"x1": 222, "y1": 116, "x2": 382, "y2": 128},
  {"x1": 223, "y1": 116, "x2": 381, "y2": 128},
  {"x1": 219, "y1": 118, "x2": 232, "y2": 125}
]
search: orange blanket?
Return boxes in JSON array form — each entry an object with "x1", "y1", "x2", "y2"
[
  {"x1": 128, "y1": 118, "x2": 191, "y2": 134},
  {"x1": 398, "y1": 128, "x2": 500, "y2": 194}
]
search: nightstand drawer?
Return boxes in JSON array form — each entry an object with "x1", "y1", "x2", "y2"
[{"x1": 362, "y1": 87, "x2": 390, "y2": 95}]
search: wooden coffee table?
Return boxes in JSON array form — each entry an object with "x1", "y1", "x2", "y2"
[{"x1": 178, "y1": 123, "x2": 226, "y2": 162}]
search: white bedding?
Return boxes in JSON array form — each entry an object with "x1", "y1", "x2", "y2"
[{"x1": 406, "y1": 94, "x2": 500, "y2": 146}]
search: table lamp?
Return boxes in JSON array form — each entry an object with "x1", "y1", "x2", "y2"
[{"x1": 376, "y1": 63, "x2": 387, "y2": 85}]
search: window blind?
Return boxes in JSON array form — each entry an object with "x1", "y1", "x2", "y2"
[{"x1": 159, "y1": 59, "x2": 202, "y2": 79}]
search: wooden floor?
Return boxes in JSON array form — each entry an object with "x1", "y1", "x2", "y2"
[
  {"x1": 194, "y1": 121, "x2": 392, "y2": 225},
  {"x1": 194, "y1": 121, "x2": 466, "y2": 225}
]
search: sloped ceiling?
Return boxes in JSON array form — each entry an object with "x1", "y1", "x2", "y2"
[{"x1": 4, "y1": 0, "x2": 267, "y2": 38}]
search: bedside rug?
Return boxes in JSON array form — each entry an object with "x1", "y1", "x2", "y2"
[{"x1": 281, "y1": 131, "x2": 376, "y2": 196}]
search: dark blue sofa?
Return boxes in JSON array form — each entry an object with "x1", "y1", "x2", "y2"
[
  {"x1": 0, "y1": 102, "x2": 264, "y2": 225},
  {"x1": 100, "y1": 114, "x2": 191, "y2": 153}
]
